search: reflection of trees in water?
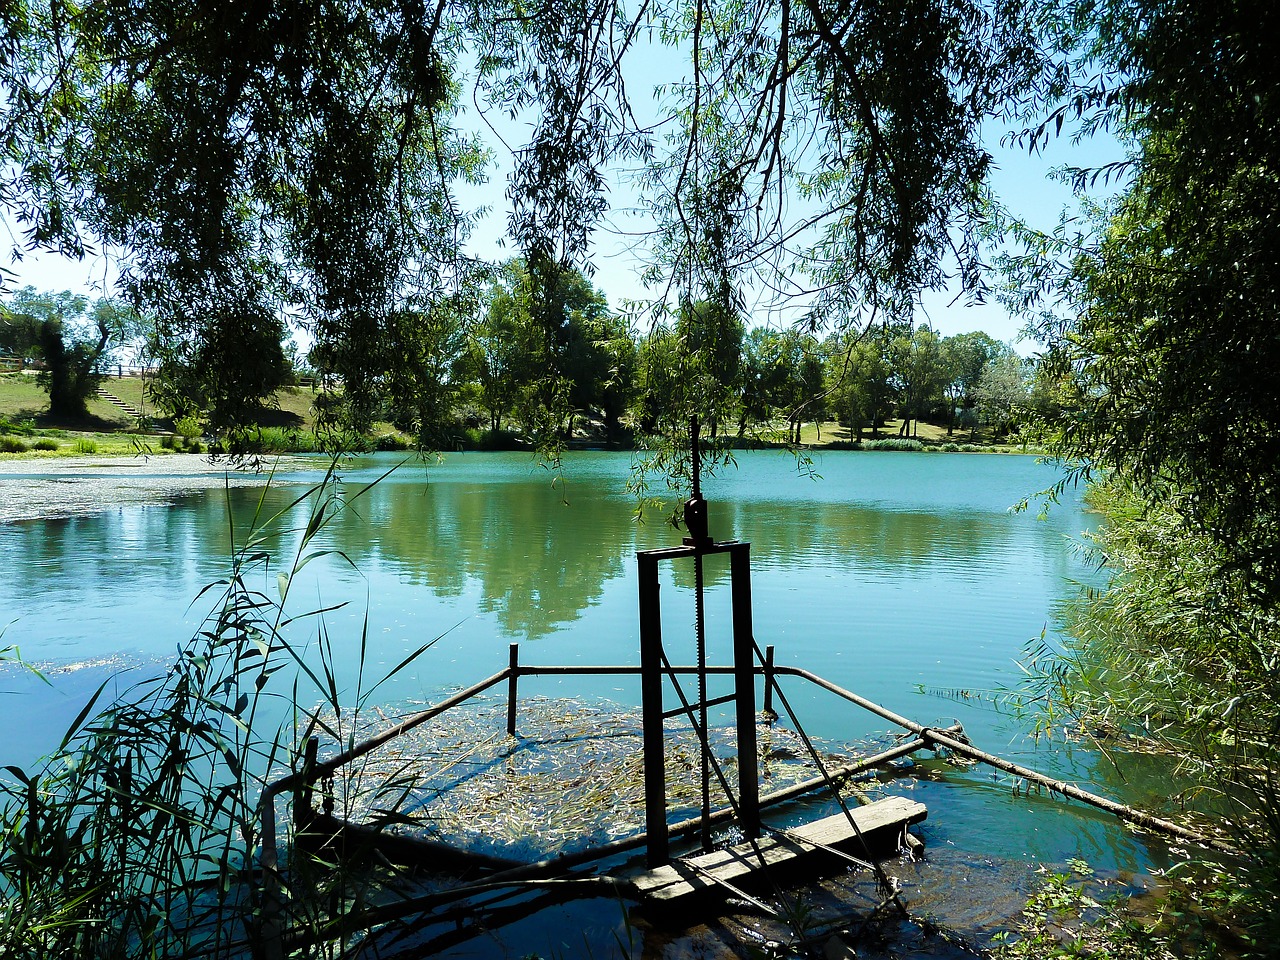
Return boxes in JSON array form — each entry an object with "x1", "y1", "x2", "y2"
[
  {"x1": 721, "y1": 499, "x2": 1010, "y2": 572},
  {"x1": 3, "y1": 457, "x2": 1089, "y2": 655},
  {"x1": 0, "y1": 496, "x2": 239, "y2": 602},
  {"x1": 360, "y1": 477, "x2": 642, "y2": 640}
]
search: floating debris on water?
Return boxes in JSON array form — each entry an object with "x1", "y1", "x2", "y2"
[{"x1": 310, "y1": 696, "x2": 891, "y2": 862}]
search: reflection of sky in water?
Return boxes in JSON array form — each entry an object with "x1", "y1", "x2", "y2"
[{"x1": 0, "y1": 451, "x2": 1161, "y2": 876}]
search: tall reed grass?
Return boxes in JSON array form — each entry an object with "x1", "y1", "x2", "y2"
[{"x1": 0, "y1": 457, "x2": 425, "y2": 957}]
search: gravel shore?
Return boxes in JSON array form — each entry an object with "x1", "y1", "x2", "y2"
[{"x1": 0, "y1": 454, "x2": 315, "y2": 524}]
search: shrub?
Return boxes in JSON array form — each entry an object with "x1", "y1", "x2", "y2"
[
  {"x1": 0, "y1": 416, "x2": 36, "y2": 437},
  {"x1": 861, "y1": 437, "x2": 924, "y2": 452},
  {"x1": 374, "y1": 432, "x2": 412, "y2": 451},
  {"x1": 174, "y1": 414, "x2": 202, "y2": 441},
  {"x1": 0, "y1": 436, "x2": 29, "y2": 453},
  {"x1": 32, "y1": 438, "x2": 59, "y2": 451},
  {"x1": 252, "y1": 427, "x2": 294, "y2": 453},
  {"x1": 160, "y1": 433, "x2": 177, "y2": 450},
  {"x1": 75, "y1": 437, "x2": 99, "y2": 454},
  {"x1": 468, "y1": 428, "x2": 523, "y2": 451},
  {"x1": 942, "y1": 442, "x2": 960, "y2": 452}
]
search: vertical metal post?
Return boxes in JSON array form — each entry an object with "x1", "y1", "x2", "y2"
[
  {"x1": 259, "y1": 787, "x2": 285, "y2": 960},
  {"x1": 731, "y1": 544, "x2": 760, "y2": 839},
  {"x1": 638, "y1": 552, "x2": 669, "y2": 867},
  {"x1": 763, "y1": 644, "x2": 777, "y2": 720},
  {"x1": 296, "y1": 735, "x2": 319, "y2": 830},
  {"x1": 506, "y1": 642, "x2": 520, "y2": 736}
]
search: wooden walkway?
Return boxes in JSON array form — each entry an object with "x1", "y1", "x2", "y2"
[{"x1": 628, "y1": 795, "x2": 926, "y2": 906}]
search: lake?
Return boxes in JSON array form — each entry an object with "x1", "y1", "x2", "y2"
[{"x1": 0, "y1": 449, "x2": 1176, "y2": 936}]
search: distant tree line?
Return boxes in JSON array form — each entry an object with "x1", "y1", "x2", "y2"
[{"x1": 1, "y1": 269, "x2": 1045, "y2": 445}]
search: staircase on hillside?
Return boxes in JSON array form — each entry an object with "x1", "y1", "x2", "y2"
[{"x1": 95, "y1": 387, "x2": 146, "y2": 422}]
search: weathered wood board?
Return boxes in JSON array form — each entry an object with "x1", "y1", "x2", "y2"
[{"x1": 629, "y1": 795, "x2": 926, "y2": 905}]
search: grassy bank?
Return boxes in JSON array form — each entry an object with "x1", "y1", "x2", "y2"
[{"x1": 1, "y1": 370, "x2": 1033, "y2": 459}]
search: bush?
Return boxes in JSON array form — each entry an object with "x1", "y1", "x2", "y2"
[
  {"x1": 374, "y1": 432, "x2": 412, "y2": 451},
  {"x1": 174, "y1": 414, "x2": 202, "y2": 441},
  {"x1": 160, "y1": 433, "x2": 177, "y2": 450},
  {"x1": 251, "y1": 427, "x2": 295, "y2": 453},
  {"x1": 861, "y1": 437, "x2": 924, "y2": 452},
  {"x1": 0, "y1": 436, "x2": 29, "y2": 453},
  {"x1": 942, "y1": 442, "x2": 960, "y2": 452},
  {"x1": 32, "y1": 438, "x2": 59, "y2": 451},
  {"x1": 75, "y1": 437, "x2": 99, "y2": 454},
  {"x1": 0, "y1": 416, "x2": 36, "y2": 437},
  {"x1": 468, "y1": 428, "x2": 524, "y2": 451}
]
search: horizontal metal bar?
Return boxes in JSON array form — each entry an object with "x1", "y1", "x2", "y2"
[
  {"x1": 662, "y1": 692, "x2": 736, "y2": 720},
  {"x1": 515, "y1": 664, "x2": 749, "y2": 676},
  {"x1": 637, "y1": 540, "x2": 747, "y2": 560}
]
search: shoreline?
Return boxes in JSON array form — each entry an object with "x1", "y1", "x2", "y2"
[{"x1": 0, "y1": 453, "x2": 316, "y2": 524}]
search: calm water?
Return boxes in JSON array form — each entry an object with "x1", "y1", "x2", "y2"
[{"x1": 0, "y1": 450, "x2": 1173, "y2": 889}]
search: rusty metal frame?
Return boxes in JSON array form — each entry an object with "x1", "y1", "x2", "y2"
[{"x1": 637, "y1": 540, "x2": 760, "y2": 867}]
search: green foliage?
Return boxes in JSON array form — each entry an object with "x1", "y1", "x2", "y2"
[
  {"x1": 0, "y1": 416, "x2": 35, "y2": 437},
  {"x1": 173, "y1": 414, "x2": 201, "y2": 441},
  {"x1": 974, "y1": 352, "x2": 1032, "y2": 437},
  {"x1": 74, "y1": 438, "x2": 98, "y2": 454},
  {"x1": 215, "y1": 426, "x2": 325, "y2": 455},
  {"x1": 861, "y1": 437, "x2": 924, "y2": 452},
  {"x1": 0, "y1": 436, "x2": 28, "y2": 453},
  {"x1": 31, "y1": 438, "x2": 57, "y2": 451},
  {"x1": 379, "y1": 300, "x2": 473, "y2": 445},
  {"x1": 992, "y1": 860, "x2": 1180, "y2": 960},
  {"x1": 1006, "y1": 0, "x2": 1280, "y2": 599},
  {"x1": 468, "y1": 255, "x2": 631, "y2": 451},
  {"x1": 147, "y1": 293, "x2": 293, "y2": 429},
  {"x1": 373, "y1": 432, "x2": 412, "y2": 452},
  {"x1": 1022, "y1": 480, "x2": 1280, "y2": 942},
  {"x1": 738, "y1": 327, "x2": 825, "y2": 443},
  {"x1": 888, "y1": 325, "x2": 946, "y2": 437}
]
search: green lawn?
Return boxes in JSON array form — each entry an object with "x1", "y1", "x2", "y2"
[
  {"x1": 1, "y1": 373, "x2": 322, "y2": 430},
  {"x1": 4, "y1": 371, "x2": 1023, "y2": 458},
  {"x1": 0, "y1": 372, "x2": 330, "y2": 458}
]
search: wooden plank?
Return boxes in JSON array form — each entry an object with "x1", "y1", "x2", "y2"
[{"x1": 629, "y1": 795, "x2": 926, "y2": 904}]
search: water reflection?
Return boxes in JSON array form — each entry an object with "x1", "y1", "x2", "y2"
[
  {"x1": 0, "y1": 451, "x2": 1089, "y2": 655},
  {"x1": 4, "y1": 450, "x2": 1170, "y2": 886}
]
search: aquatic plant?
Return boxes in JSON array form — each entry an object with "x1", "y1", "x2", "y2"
[{"x1": 1020, "y1": 478, "x2": 1280, "y2": 947}]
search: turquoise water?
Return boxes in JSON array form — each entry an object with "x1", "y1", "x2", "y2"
[{"x1": 0, "y1": 450, "x2": 1170, "y2": 884}]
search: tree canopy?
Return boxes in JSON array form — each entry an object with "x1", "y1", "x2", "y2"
[
  {"x1": 1, "y1": 0, "x2": 1051, "y2": 438},
  {"x1": 1003, "y1": 0, "x2": 1280, "y2": 598}
]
